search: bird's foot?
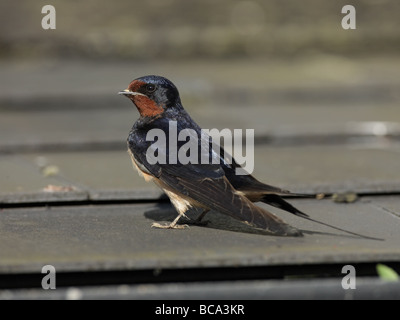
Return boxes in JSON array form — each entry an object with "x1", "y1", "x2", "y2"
[{"x1": 151, "y1": 222, "x2": 189, "y2": 229}]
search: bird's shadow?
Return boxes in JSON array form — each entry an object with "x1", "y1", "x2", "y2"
[
  {"x1": 143, "y1": 203, "x2": 381, "y2": 240},
  {"x1": 144, "y1": 204, "x2": 270, "y2": 235}
]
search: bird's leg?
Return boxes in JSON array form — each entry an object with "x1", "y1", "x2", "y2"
[
  {"x1": 177, "y1": 209, "x2": 210, "y2": 226},
  {"x1": 151, "y1": 212, "x2": 189, "y2": 229},
  {"x1": 190, "y1": 209, "x2": 210, "y2": 225}
]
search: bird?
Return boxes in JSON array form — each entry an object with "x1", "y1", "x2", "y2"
[{"x1": 118, "y1": 75, "x2": 374, "y2": 239}]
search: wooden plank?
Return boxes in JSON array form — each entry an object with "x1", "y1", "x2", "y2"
[{"x1": 0, "y1": 197, "x2": 399, "y2": 273}]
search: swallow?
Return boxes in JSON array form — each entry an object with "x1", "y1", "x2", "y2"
[{"x1": 119, "y1": 75, "x2": 376, "y2": 239}]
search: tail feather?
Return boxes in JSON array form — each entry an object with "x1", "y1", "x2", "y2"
[
  {"x1": 300, "y1": 215, "x2": 383, "y2": 240},
  {"x1": 261, "y1": 194, "x2": 382, "y2": 240},
  {"x1": 262, "y1": 194, "x2": 309, "y2": 218}
]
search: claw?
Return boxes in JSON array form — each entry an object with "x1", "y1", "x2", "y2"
[{"x1": 151, "y1": 222, "x2": 189, "y2": 229}]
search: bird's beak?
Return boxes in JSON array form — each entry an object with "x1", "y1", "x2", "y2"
[
  {"x1": 118, "y1": 89, "x2": 133, "y2": 96},
  {"x1": 118, "y1": 89, "x2": 146, "y2": 97}
]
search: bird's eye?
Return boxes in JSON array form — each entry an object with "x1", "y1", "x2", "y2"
[{"x1": 146, "y1": 84, "x2": 156, "y2": 93}]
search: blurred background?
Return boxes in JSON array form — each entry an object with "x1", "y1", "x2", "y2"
[
  {"x1": 1, "y1": 0, "x2": 400, "y2": 196},
  {"x1": 1, "y1": 0, "x2": 399, "y2": 59}
]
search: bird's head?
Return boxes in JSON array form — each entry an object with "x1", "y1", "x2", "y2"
[{"x1": 119, "y1": 75, "x2": 181, "y2": 117}]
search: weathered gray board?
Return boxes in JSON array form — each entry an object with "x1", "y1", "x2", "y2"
[{"x1": 0, "y1": 197, "x2": 399, "y2": 274}]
